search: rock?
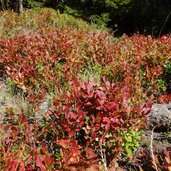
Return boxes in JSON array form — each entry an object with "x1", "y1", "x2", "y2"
[
  {"x1": 141, "y1": 130, "x2": 171, "y2": 152},
  {"x1": 40, "y1": 101, "x2": 50, "y2": 112},
  {"x1": 147, "y1": 102, "x2": 171, "y2": 131},
  {"x1": 141, "y1": 102, "x2": 171, "y2": 153},
  {"x1": 34, "y1": 101, "x2": 51, "y2": 125}
]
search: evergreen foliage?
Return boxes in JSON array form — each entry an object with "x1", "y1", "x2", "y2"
[{"x1": 1, "y1": 0, "x2": 171, "y2": 35}]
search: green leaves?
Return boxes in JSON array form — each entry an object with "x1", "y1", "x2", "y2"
[
  {"x1": 121, "y1": 129, "x2": 143, "y2": 157},
  {"x1": 105, "y1": 0, "x2": 131, "y2": 9}
]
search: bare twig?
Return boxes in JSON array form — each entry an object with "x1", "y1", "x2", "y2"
[
  {"x1": 150, "y1": 126, "x2": 159, "y2": 171},
  {"x1": 158, "y1": 10, "x2": 171, "y2": 38},
  {"x1": 99, "y1": 140, "x2": 108, "y2": 171}
]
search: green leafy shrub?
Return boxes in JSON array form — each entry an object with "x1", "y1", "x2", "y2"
[
  {"x1": 121, "y1": 129, "x2": 143, "y2": 157},
  {"x1": 0, "y1": 8, "x2": 104, "y2": 39}
]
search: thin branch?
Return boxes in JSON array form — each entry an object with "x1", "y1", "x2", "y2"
[
  {"x1": 158, "y1": 10, "x2": 171, "y2": 38},
  {"x1": 99, "y1": 140, "x2": 108, "y2": 171},
  {"x1": 150, "y1": 126, "x2": 159, "y2": 171}
]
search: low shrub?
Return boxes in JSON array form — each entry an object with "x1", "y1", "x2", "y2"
[
  {"x1": 0, "y1": 77, "x2": 152, "y2": 170},
  {"x1": 0, "y1": 17, "x2": 171, "y2": 169}
]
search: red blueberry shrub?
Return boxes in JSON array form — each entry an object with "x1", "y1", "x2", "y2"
[
  {"x1": 0, "y1": 27, "x2": 171, "y2": 169},
  {"x1": 44, "y1": 77, "x2": 152, "y2": 169}
]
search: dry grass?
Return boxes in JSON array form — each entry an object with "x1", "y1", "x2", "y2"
[{"x1": 0, "y1": 79, "x2": 30, "y2": 123}]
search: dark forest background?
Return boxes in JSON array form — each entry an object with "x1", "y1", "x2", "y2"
[{"x1": 1, "y1": 0, "x2": 171, "y2": 37}]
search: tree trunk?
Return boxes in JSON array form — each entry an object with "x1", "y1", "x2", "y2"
[
  {"x1": 17, "y1": 0, "x2": 23, "y2": 14},
  {"x1": 0, "y1": 0, "x2": 5, "y2": 10}
]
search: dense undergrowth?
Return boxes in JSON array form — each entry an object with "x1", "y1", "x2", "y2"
[{"x1": 0, "y1": 8, "x2": 171, "y2": 170}]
